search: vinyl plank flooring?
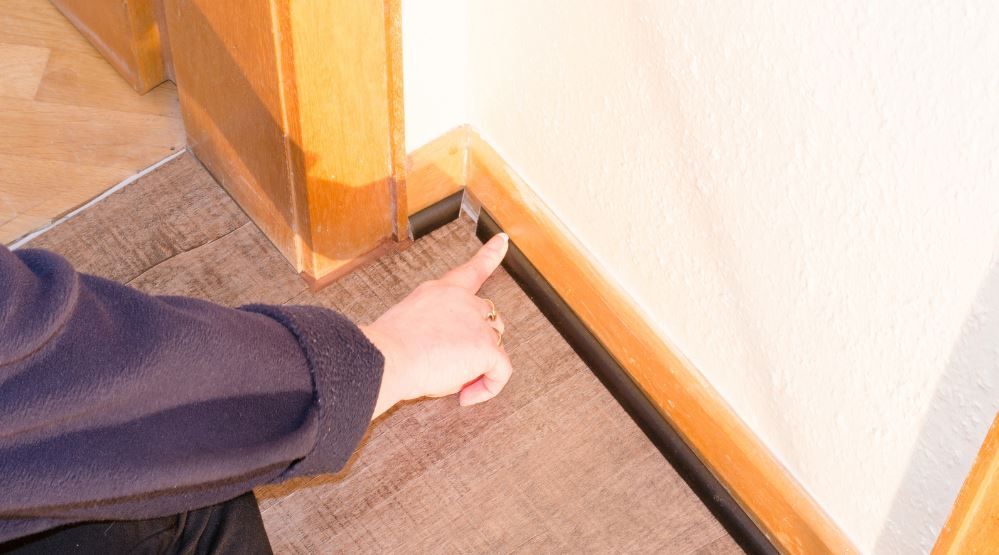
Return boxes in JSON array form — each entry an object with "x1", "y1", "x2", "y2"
[
  {"x1": 127, "y1": 222, "x2": 307, "y2": 306},
  {"x1": 26, "y1": 153, "x2": 247, "y2": 282},
  {"x1": 23, "y1": 156, "x2": 742, "y2": 554},
  {"x1": 260, "y1": 219, "x2": 742, "y2": 554}
]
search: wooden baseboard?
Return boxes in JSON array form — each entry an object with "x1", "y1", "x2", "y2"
[
  {"x1": 405, "y1": 126, "x2": 469, "y2": 216},
  {"x1": 406, "y1": 129, "x2": 856, "y2": 555},
  {"x1": 933, "y1": 414, "x2": 999, "y2": 554},
  {"x1": 474, "y1": 210, "x2": 776, "y2": 554}
]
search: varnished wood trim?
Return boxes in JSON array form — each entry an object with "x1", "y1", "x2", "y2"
[
  {"x1": 151, "y1": 0, "x2": 174, "y2": 81},
  {"x1": 51, "y1": 0, "x2": 167, "y2": 93},
  {"x1": 453, "y1": 130, "x2": 855, "y2": 555},
  {"x1": 165, "y1": 0, "x2": 404, "y2": 283},
  {"x1": 165, "y1": 0, "x2": 301, "y2": 268},
  {"x1": 277, "y1": 0, "x2": 398, "y2": 279},
  {"x1": 475, "y1": 211, "x2": 776, "y2": 555},
  {"x1": 934, "y1": 414, "x2": 999, "y2": 554},
  {"x1": 300, "y1": 239, "x2": 406, "y2": 292},
  {"x1": 384, "y1": 0, "x2": 409, "y2": 241},
  {"x1": 405, "y1": 126, "x2": 470, "y2": 216}
]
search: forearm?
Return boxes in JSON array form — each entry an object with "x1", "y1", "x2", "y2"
[{"x1": 0, "y1": 246, "x2": 382, "y2": 540}]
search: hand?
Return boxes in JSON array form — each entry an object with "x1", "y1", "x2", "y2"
[{"x1": 362, "y1": 233, "x2": 512, "y2": 419}]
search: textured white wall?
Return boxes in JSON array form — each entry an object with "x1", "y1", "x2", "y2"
[
  {"x1": 405, "y1": 1, "x2": 999, "y2": 552},
  {"x1": 402, "y1": 0, "x2": 466, "y2": 148}
]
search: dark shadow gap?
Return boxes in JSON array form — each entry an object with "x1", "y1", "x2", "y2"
[{"x1": 409, "y1": 198, "x2": 775, "y2": 554}]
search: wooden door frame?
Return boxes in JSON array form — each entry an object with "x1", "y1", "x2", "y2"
[
  {"x1": 53, "y1": 0, "x2": 409, "y2": 284},
  {"x1": 51, "y1": 0, "x2": 169, "y2": 93}
]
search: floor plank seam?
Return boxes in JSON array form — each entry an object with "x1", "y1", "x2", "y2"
[{"x1": 123, "y1": 221, "x2": 252, "y2": 287}]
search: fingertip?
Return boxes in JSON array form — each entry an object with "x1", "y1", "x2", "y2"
[{"x1": 488, "y1": 232, "x2": 509, "y2": 255}]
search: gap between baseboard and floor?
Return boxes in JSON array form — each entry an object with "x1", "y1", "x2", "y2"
[{"x1": 404, "y1": 126, "x2": 857, "y2": 555}]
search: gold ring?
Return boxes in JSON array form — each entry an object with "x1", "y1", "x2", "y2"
[
  {"x1": 484, "y1": 298, "x2": 498, "y2": 321},
  {"x1": 492, "y1": 327, "x2": 504, "y2": 347}
]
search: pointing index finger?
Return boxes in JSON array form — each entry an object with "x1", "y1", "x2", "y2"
[{"x1": 440, "y1": 233, "x2": 509, "y2": 291}]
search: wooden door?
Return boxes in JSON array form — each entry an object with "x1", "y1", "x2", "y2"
[
  {"x1": 52, "y1": 0, "x2": 408, "y2": 284},
  {"x1": 50, "y1": 0, "x2": 169, "y2": 93}
]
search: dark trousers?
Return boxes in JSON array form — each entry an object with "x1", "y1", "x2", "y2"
[{"x1": 0, "y1": 493, "x2": 272, "y2": 555}]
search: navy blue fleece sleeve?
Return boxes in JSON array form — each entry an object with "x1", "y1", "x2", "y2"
[{"x1": 0, "y1": 246, "x2": 383, "y2": 542}]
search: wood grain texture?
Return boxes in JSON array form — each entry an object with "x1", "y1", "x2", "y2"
[
  {"x1": 1, "y1": 0, "x2": 109, "y2": 53},
  {"x1": 127, "y1": 222, "x2": 307, "y2": 306},
  {"x1": 26, "y1": 153, "x2": 246, "y2": 283},
  {"x1": 0, "y1": 214, "x2": 49, "y2": 246},
  {"x1": 165, "y1": 0, "x2": 403, "y2": 281},
  {"x1": 0, "y1": 0, "x2": 184, "y2": 245},
  {"x1": 934, "y1": 414, "x2": 999, "y2": 554},
  {"x1": 462, "y1": 130, "x2": 855, "y2": 555},
  {"x1": 23, "y1": 151, "x2": 306, "y2": 307},
  {"x1": 0, "y1": 152, "x2": 124, "y2": 223},
  {"x1": 34, "y1": 47, "x2": 180, "y2": 117},
  {"x1": 0, "y1": 97, "x2": 180, "y2": 169},
  {"x1": 279, "y1": 0, "x2": 398, "y2": 276},
  {"x1": 164, "y1": 0, "x2": 299, "y2": 267},
  {"x1": 259, "y1": 218, "x2": 741, "y2": 554},
  {"x1": 163, "y1": 0, "x2": 298, "y2": 266},
  {"x1": 405, "y1": 126, "x2": 469, "y2": 215},
  {"x1": 25, "y1": 155, "x2": 742, "y2": 552},
  {"x1": 0, "y1": 43, "x2": 49, "y2": 98},
  {"x1": 385, "y1": 0, "x2": 409, "y2": 240},
  {"x1": 49, "y1": 0, "x2": 167, "y2": 93}
]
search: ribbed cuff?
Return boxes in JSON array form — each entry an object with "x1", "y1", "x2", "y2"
[{"x1": 241, "y1": 304, "x2": 384, "y2": 476}]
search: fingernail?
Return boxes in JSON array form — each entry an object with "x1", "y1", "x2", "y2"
[{"x1": 486, "y1": 233, "x2": 508, "y2": 254}]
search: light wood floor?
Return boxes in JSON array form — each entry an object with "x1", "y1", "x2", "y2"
[
  {"x1": 26, "y1": 153, "x2": 743, "y2": 554},
  {"x1": 0, "y1": 0, "x2": 184, "y2": 245}
]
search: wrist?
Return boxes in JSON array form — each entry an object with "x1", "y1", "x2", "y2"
[{"x1": 360, "y1": 324, "x2": 405, "y2": 419}]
